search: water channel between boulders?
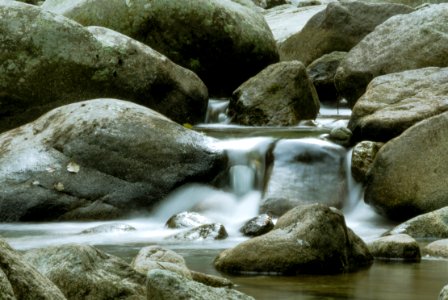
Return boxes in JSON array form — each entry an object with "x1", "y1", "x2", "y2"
[{"x1": 0, "y1": 100, "x2": 447, "y2": 299}]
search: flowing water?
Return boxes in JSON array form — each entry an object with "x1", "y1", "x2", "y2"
[{"x1": 1, "y1": 100, "x2": 447, "y2": 299}]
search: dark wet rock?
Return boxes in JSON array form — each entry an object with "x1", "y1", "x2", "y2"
[
  {"x1": 168, "y1": 224, "x2": 229, "y2": 241},
  {"x1": 131, "y1": 246, "x2": 191, "y2": 279},
  {"x1": 280, "y1": 1, "x2": 413, "y2": 65},
  {"x1": 240, "y1": 214, "x2": 274, "y2": 237},
  {"x1": 364, "y1": 111, "x2": 448, "y2": 221},
  {"x1": 348, "y1": 67, "x2": 448, "y2": 143},
  {"x1": 0, "y1": 2, "x2": 208, "y2": 132},
  {"x1": 424, "y1": 239, "x2": 448, "y2": 258},
  {"x1": 165, "y1": 212, "x2": 213, "y2": 229},
  {"x1": 351, "y1": 141, "x2": 383, "y2": 183},
  {"x1": 80, "y1": 223, "x2": 136, "y2": 234},
  {"x1": 0, "y1": 99, "x2": 226, "y2": 222},
  {"x1": 261, "y1": 139, "x2": 347, "y2": 217},
  {"x1": 335, "y1": 4, "x2": 448, "y2": 107},
  {"x1": 385, "y1": 207, "x2": 448, "y2": 239},
  {"x1": 228, "y1": 61, "x2": 320, "y2": 126},
  {"x1": 23, "y1": 244, "x2": 146, "y2": 300},
  {"x1": 367, "y1": 234, "x2": 421, "y2": 262},
  {"x1": 42, "y1": 0, "x2": 279, "y2": 97},
  {"x1": 146, "y1": 269, "x2": 254, "y2": 300},
  {"x1": 215, "y1": 204, "x2": 373, "y2": 275},
  {"x1": 307, "y1": 51, "x2": 347, "y2": 103},
  {"x1": 0, "y1": 238, "x2": 66, "y2": 300}
]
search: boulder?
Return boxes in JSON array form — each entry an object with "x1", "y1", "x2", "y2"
[
  {"x1": 165, "y1": 211, "x2": 213, "y2": 229},
  {"x1": 424, "y1": 239, "x2": 448, "y2": 258},
  {"x1": 0, "y1": 2, "x2": 208, "y2": 132},
  {"x1": 348, "y1": 67, "x2": 448, "y2": 143},
  {"x1": 0, "y1": 99, "x2": 226, "y2": 222},
  {"x1": 252, "y1": 0, "x2": 288, "y2": 9},
  {"x1": 240, "y1": 214, "x2": 274, "y2": 237},
  {"x1": 351, "y1": 141, "x2": 383, "y2": 183},
  {"x1": 80, "y1": 223, "x2": 136, "y2": 234},
  {"x1": 146, "y1": 269, "x2": 254, "y2": 300},
  {"x1": 279, "y1": 1, "x2": 413, "y2": 65},
  {"x1": 131, "y1": 246, "x2": 191, "y2": 279},
  {"x1": 261, "y1": 139, "x2": 347, "y2": 217},
  {"x1": 364, "y1": 112, "x2": 448, "y2": 220},
  {"x1": 328, "y1": 126, "x2": 352, "y2": 146},
  {"x1": 367, "y1": 234, "x2": 421, "y2": 262},
  {"x1": 23, "y1": 244, "x2": 146, "y2": 300},
  {"x1": 307, "y1": 51, "x2": 347, "y2": 103},
  {"x1": 386, "y1": 207, "x2": 448, "y2": 239},
  {"x1": 0, "y1": 238, "x2": 66, "y2": 300},
  {"x1": 215, "y1": 204, "x2": 373, "y2": 274},
  {"x1": 42, "y1": 0, "x2": 279, "y2": 96},
  {"x1": 335, "y1": 4, "x2": 448, "y2": 107},
  {"x1": 264, "y1": 4, "x2": 326, "y2": 43},
  {"x1": 167, "y1": 224, "x2": 229, "y2": 241},
  {"x1": 228, "y1": 61, "x2": 320, "y2": 126}
]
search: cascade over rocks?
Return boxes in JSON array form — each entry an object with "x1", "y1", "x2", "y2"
[
  {"x1": 228, "y1": 61, "x2": 320, "y2": 126},
  {"x1": 0, "y1": 2, "x2": 208, "y2": 131},
  {"x1": 279, "y1": 1, "x2": 413, "y2": 65},
  {"x1": 0, "y1": 99, "x2": 226, "y2": 222},
  {"x1": 0, "y1": 238, "x2": 66, "y2": 300},
  {"x1": 215, "y1": 204, "x2": 373, "y2": 274},
  {"x1": 167, "y1": 223, "x2": 229, "y2": 241},
  {"x1": 364, "y1": 111, "x2": 448, "y2": 221},
  {"x1": 42, "y1": 0, "x2": 279, "y2": 96},
  {"x1": 348, "y1": 67, "x2": 448, "y2": 143},
  {"x1": 80, "y1": 223, "x2": 136, "y2": 234},
  {"x1": 23, "y1": 244, "x2": 146, "y2": 300},
  {"x1": 335, "y1": 4, "x2": 448, "y2": 107},
  {"x1": 261, "y1": 139, "x2": 347, "y2": 217}
]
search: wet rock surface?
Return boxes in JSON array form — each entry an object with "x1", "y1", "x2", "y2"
[
  {"x1": 240, "y1": 214, "x2": 274, "y2": 237},
  {"x1": 367, "y1": 234, "x2": 421, "y2": 262},
  {"x1": 0, "y1": 2, "x2": 208, "y2": 131},
  {"x1": 0, "y1": 99, "x2": 226, "y2": 222},
  {"x1": 215, "y1": 204, "x2": 373, "y2": 275}
]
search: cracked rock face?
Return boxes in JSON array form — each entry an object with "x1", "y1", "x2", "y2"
[{"x1": 0, "y1": 99, "x2": 226, "y2": 222}]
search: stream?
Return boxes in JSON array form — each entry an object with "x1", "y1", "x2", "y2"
[{"x1": 0, "y1": 100, "x2": 447, "y2": 299}]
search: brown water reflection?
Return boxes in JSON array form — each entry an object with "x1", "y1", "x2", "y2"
[{"x1": 179, "y1": 248, "x2": 448, "y2": 300}]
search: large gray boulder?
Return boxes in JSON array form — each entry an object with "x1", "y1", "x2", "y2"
[
  {"x1": 441, "y1": 285, "x2": 448, "y2": 300},
  {"x1": 364, "y1": 111, "x2": 448, "y2": 221},
  {"x1": 386, "y1": 207, "x2": 448, "y2": 239},
  {"x1": 42, "y1": 0, "x2": 279, "y2": 96},
  {"x1": 261, "y1": 139, "x2": 347, "y2": 217},
  {"x1": 0, "y1": 99, "x2": 226, "y2": 222},
  {"x1": 215, "y1": 204, "x2": 373, "y2": 274},
  {"x1": 131, "y1": 246, "x2": 192, "y2": 279},
  {"x1": 23, "y1": 244, "x2": 146, "y2": 300},
  {"x1": 279, "y1": 1, "x2": 413, "y2": 65},
  {"x1": 367, "y1": 234, "x2": 421, "y2": 262},
  {"x1": 146, "y1": 269, "x2": 254, "y2": 300},
  {"x1": 0, "y1": 2, "x2": 208, "y2": 132},
  {"x1": 349, "y1": 67, "x2": 448, "y2": 143},
  {"x1": 0, "y1": 238, "x2": 66, "y2": 300},
  {"x1": 228, "y1": 61, "x2": 320, "y2": 126},
  {"x1": 335, "y1": 4, "x2": 448, "y2": 107},
  {"x1": 424, "y1": 239, "x2": 448, "y2": 258}
]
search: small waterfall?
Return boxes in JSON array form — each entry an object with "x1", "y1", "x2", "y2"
[{"x1": 205, "y1": 99, "x2": 230, "y2": 124}]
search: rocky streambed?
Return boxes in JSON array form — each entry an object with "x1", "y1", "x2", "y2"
[{"x1": 1, "y1": 0, "x2": 448, "y2": 299}]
